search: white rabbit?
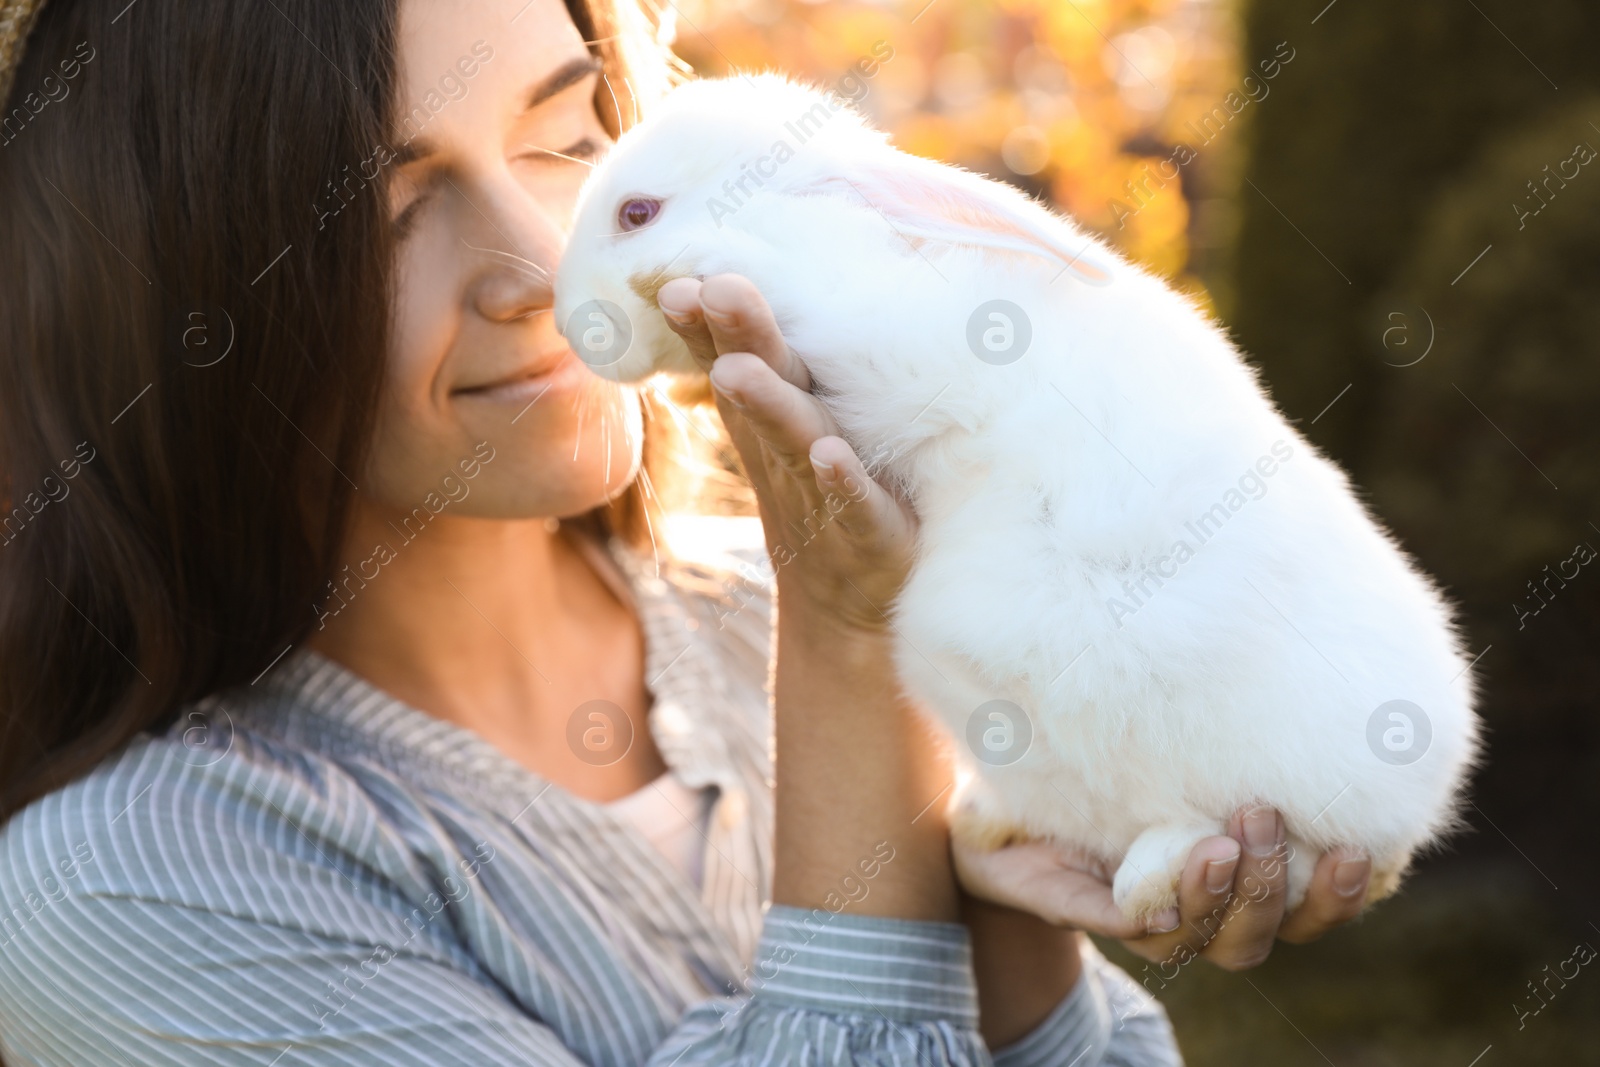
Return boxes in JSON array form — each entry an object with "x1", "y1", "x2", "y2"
[{"x1": 553, "y1": 73, "x2": 1480, "y2": 922}]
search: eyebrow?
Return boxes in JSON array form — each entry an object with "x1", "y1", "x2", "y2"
[
  {"x1": 389, "y1": 55, "x2": 603, "y2": 167},
  {"x1": 529, "y1": 55, "x2": 603, "y2": 109}
]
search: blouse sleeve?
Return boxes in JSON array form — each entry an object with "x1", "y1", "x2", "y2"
[
  {"x1": 654, "y1": 906, "x2": 989, "y2": 1066},
  {"x1": 659, "y1": 911, "x2": 1187, "y2": 1067},
  {"x1": 989, "y1": 939, "x2": 1184, "y2": 1067}
]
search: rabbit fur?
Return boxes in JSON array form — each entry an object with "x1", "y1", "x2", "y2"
[{"x1": 553, "y1": 73, "x2": 1481, "y2": 923}]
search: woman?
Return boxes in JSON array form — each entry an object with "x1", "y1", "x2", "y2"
[{"x1": 0, "y1": 0, "x2": 1375, "y2": 1063}]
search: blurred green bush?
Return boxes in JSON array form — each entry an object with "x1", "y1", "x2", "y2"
[{"x1": 1195, "y1": 0, "x2": 1600, "y2": 1061}]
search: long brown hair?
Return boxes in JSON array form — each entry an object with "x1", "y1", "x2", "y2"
[{"x1": 0, "y1": 0, "x2": 716, "y2": 824}]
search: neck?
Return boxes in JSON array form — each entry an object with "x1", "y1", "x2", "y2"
[{"x1": 304, "y1": 494, "x2": 650, "y2": 782}]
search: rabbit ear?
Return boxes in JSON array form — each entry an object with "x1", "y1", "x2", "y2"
[{"x1": 809, "y1": 153, "x2": 1114, "y2": 287}]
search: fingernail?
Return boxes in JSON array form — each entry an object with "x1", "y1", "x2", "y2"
[
  {"x1": 708, "y1": 365, "x2": 745, "y2": 408},
  {"x1": 660, "y1": 305, "x2": 694, "y2": 325},
  {"x1": 1149, "y1": 908, "x2": 1180, "y2": 934},
  {"x1": 1205, "y1": 856, "x2": 1237, "y2": 894},
  {"x1": 1333, "y1": 857, "x2": 1370, "y2": 897},
  {"x1": 810, "y1": 456, "x2": 837, "y2": 483},
  {"x1": 1243, "y1": 806, "x2": 1280, "y2": 856}
]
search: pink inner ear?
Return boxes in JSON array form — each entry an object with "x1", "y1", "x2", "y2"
[{"x1": 811, "y1": 156, "x2": 1113, "y2": 286}]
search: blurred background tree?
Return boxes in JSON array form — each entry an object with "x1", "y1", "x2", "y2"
[
  {"x1": 1213, "y1": 3, "x2": 1600, "y2": 1057},
  {"x1": 664, "y1": 0, "x2": 1600, "y2": 1059},
  {"x1": 666, "y1": 0, "x2": 1243, "y2": 285}
]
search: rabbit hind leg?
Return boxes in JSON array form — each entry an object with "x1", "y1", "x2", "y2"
[{"x1": 1112, "y1": 820, "x2": 1227, "y2": 924}]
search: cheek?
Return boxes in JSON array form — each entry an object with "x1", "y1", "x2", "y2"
[
  {"x1": 362, "y1": 242, "x2": 464, "y2": 504},
  {"x1": 388, "y1": 231, "x2": 468, "y2": 425}
]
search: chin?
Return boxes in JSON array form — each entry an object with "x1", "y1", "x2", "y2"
[
  {"x1": 543, "y1": 395, "x2": 646, "y2": 514},
  {"x1": 458, "y1": 445, "x2": 644, "y2": 520}
]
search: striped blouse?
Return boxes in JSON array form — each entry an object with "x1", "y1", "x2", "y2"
[{"x1": 0, "y1": 518, "x2": 1182, "y2": 1066}]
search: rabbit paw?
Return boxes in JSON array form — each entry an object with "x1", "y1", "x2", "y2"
[
  {"x1": 1112, "y1": 822, "x2": 1224, "y2": 924},
  {"x1": 1283, "y1": 833, "x2": 1317, "y2": 912}
]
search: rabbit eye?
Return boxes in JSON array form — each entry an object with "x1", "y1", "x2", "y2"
[{"x1": 618, "y1": 197, "x2": 662, "y2": 232}]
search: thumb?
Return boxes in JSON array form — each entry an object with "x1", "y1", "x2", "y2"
[{"x1": 954, "y1": 838, "x2": 1149, "y2": 939}]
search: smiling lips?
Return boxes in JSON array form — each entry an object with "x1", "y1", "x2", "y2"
[{"x1": 454, "y1": 348, "x2": 584, "y2": 402}]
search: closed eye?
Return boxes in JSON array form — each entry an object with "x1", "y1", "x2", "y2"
[
  {"x1": 520, "y1": 137, "x2": 608, "y2": 167},
  {"x1": 392, "y1": 185, "x2": 436, "y2": 241}
]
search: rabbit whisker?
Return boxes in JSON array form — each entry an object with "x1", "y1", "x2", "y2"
[
  {"x1": 601, "y1": 72, "x2": 627, "y2": 133},
  {"x1": 621, "y1": 76, "x2": 641, "y2": 126},
  {"x1": 600, "y1": 386, "x2": 614, "y2": 487},
  {"x1": 635, "y1": 464, "x2": 662, "y2": 578},
  {"x1": 572, "y1": 388, "x2": 588, "y2": 462},
  {"x1": 459, "y1": 239, "x2": 552, "y2": 280}
]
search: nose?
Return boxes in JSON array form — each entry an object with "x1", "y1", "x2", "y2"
[
  {"x1": 463, "y1": 182, "x2": 564, "y2": 325},
  {"x1": 471, "y1": 241, "x2": 558, "y2": 324}
]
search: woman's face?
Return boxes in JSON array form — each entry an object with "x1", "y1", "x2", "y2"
[{"x1": 365, "y1": 0, "x2": 642, "y2": 518}]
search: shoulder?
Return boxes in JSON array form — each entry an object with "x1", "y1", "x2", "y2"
[
  {"x1": 0, "y1": 723, "x2": 544, "y2": 1065},
  {"x1": 0, "y1": 712, "x2": 436, "y2": 960}
]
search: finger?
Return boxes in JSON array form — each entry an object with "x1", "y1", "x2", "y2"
[
  {"x1": 707, "y1": 364, "x2": 834, "y2": 544},
  {"x1": 655, "y1": 278, "x2": 776, "y2": 478},
  {"x1": 1173, "y1": 836, "x2": 1245, "y2": 949},
  {"x1": 808, "y1": 435, "x2": 917, "y2": 549},
  {"x1": 719, "y1": 372, "x2": 912, "y2": 554},
  {"x1": 709, "y1": 353, "x2": 839, "y2": 483},
  {"x1": 1033, "y1": 881, "x2": 1147, "y2": 940},
  {"x1": 1196, "y1": 806, "x2": 1289, "y2": 971},
  {"x1": 1117, "y1": 836, "x2": 1240, "y2": 964},
  {"x1": 656, "y1": 277, "x2": 718, "y2": 370},
  {"x1": 1278, "y1": 848, "x2": 1370, "y2": 944},
  {"x1": 697, "y1": 274, "x2": 811, "y2": 390},
  {"x1": 658, "y1": 276, "x2": 811, "y2": 486}
]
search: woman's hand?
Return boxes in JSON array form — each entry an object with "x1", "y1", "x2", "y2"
[
  {"x1": 955, "y1": 806, "x2": 1372, "y2": 971},
  {"x1": 656, "y1": 273, "x2": 961, "y2": 923},
  {"x1": 655, "y1": 273, "x2": 916, "y2": 631}
]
